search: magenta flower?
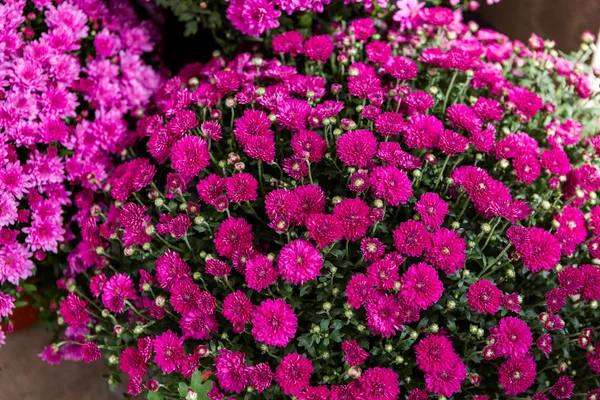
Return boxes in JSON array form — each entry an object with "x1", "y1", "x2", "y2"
[
  {"x1": 415, "y1": 192, "x2": 448, "y2": 229},
  {"x1": 466, "y1": 279, "x2": 503, "y2": 315},
  {"x1": 341, "y1": 340, "x2": 369, "y2": 366},
  {"x1": 498, "y1": 354, "x2": 537, "y2": 396},
  {"x1": 101, "y1": 273, "x2": 136, "y2": 313},
  {"x1": 59, "y1": 293, "x2": 89, "y2": 326},
  {"x1": 222, "y1": 291, "x2": 253, "y2": 333},
  {"x1": 400, "y1": 262, "x2": 444, "y2": 310},
  {"x1": 252, "y1": 298, "x2": 298, "y2": 347},
  {"x1": 275, "y1": 353, "x2": 313, "y2": 395},
  {"x1": 214, "y1": 349, "x2": 249, "y2": 394},
  {"x1": 358, "y1": 367, "x2": 400, "y2": 400},
  {"x1": 278, "y1": 239, "x2": 323, "y2": 285}
]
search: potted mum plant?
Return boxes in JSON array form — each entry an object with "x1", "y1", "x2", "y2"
[{"x1": 38, "y1": 1, "x2": 600, "y2": 399}]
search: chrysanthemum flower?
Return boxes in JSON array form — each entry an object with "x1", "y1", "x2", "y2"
[
  {"x1": 278, "y1": 239, "x2": 323, "y2": 285},
  {"x1": 358, "y1": 367, "x2": 400, "y2": 400},
  {"x1": 466, "y1": 279, "x2": 503, "y2": 315},
  {"x1": 425, "y1": 228, "x2": 466, "y2": 274},
  {"x1": 393, "y1": 220, "x2": 429, "y2": 257},
  {"x1": 223, "y1": 291, "x2": 253, "y2": 333},
  {"x1": 400, "y1": 262, "x2": 444, "y2": 310},
  {"x1": 275, "y1": 353, "x2": 313, "y2": 395},
  {"x1": 415, "y1": 192, "x2": 449, "y2": 229},
  {"x1": 498, "y1": 354, "x2": 537, "y2": 396},
  {"x1": 214, "y1": 349, "x2": 249, "y2": 394},
  {"x1": 251, "y1": 298, "x2": 298, "y2": 347},
  {"x1": 245, "y1": 254, "x2": 278, "y2": 292}
]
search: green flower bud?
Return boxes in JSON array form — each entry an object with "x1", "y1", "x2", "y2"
[
  {"x1": 322, "y1": 302, "x2": 332, "y2": 311},
  {"x1": 154, "y1": 198, "x2": 164, "y2": 208},
  {"x1": 385, "y1": 344, "x2": 393, "y2": 353},
  {"x1": 108, "y1": 355, "x2": 119, "y2": 365}
]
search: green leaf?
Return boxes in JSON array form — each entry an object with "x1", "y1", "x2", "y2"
[
  {"x1": 178, "y1": 382, "x2": 189, "y2": 397},
  {"x1": 190, "y1": 370, "x2": 203, "y2": 392},
  {"x1": 147, "y1": 391, "x2": 163, "y2": 400}
]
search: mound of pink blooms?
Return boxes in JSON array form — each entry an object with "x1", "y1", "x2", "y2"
[
  {"x1": 0, "y1": 0, "x2": 162, "y2": 344},
  {"x1": 40, "y1": 5, "x2": 600, "y2": 400}
]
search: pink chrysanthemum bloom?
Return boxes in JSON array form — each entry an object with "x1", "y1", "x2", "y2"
[
  {"x1": 341, "y1": 340, "x2": 369, "y2": 366},
  {"x1": 407, "y1": 389, "x2": 429, "y2": 400},
  {"x1": 346, "y1": 273, "x2": 375, "y2": 309},
  {"x1": 405, "y1": 114, "x2": 444, "y2": 149},
  {"x1": 275, "y1": 353, "x2": 313, "y2": 396},
  {"x1": 489, "y1": 317, "x2": 533, "y2": 359},
  {"x1": 414, "y1": 334, "x2": 456, "y2": 373},
  {"x1": 393, "y1": 220, "x2": 429, "y2": 257},
  {"x1": 278, "y1": 239, "x2": 323, "y2": 285},
  {"x1": 155, "y1": 250, "x2": 191, "y2": 291},
  {"x1": 375, "y1": 112, "x2": 404, "y2": 137},
  {"x1": 225, "y1": 173, "x2": 258, "y2": 203},
  {"x1": 336, "y1": 129, "x2": 378, "y2": 167},
  {"x1": 306, "y1": 214, "x2": 343, "y2": 248},
  {"x1": 0, "y1": 292, "x2": 15, "y2": 318},
  {"x1": 333, "y1": 198, "x2": 372, "y2": 241},
  {"x1": 369, "y1": 166, "x2": 413, "y2": 206},
  {"x1": 425, "y1": 228, "x2": 466, "y2": 274},
  {"x1": 365, "y1": 292, "x2": 402, "y2": 337},
  {"x1": 555, "y1": 205, "x2": 587, "y2": 256},
  {"x1": 405, "y1": 91, "x2": 435, "y2": 114},
  {"x1": 349, "y1": 18, "x2": 376, "y2": 42},
  {"x1": 508, "y1": 226, "x2": 561, "y2": 273},
  {"x1": 291, "y1": 130, "x2": 327, "y2": 163},
  {"x1": 170, "y1": 136, "x2": 210, "y2": 179},
  {"x1": 466, "y1": 279, "x2": 503, "y2": 315},
  {"x1": 39, "y1": 345, "x2": 63, "y2": 366},
  {"x1": 358, "y1": 367, "x2": 400, "y2": 400},
  {"x1": 179, "y1": 310, "x2": 218, "y2": 340},
  {"x1": 360, "y1": 237, "x2": 386, "y2": 261},
  {"x1": 367, "y1": 259, "x2": 399, "y2": 290},
  {"x1": 503, "y1": 292, "x2": 522, "y2": 313},
  {"x1": 424, "y1": 354, "x2": 467, "y2": 397},
  {"x1": 59, "y1": 293, "x2": 89, "y2": 326},
  {"x1": 557, "y1": 266, "x2": 584, "y2": 296},
  {"x1": 226, "y1": 0, "x2": 281, "y2": 38},
  {"x1": 498, "y1": 354, "x2": 537, "y2": 396},
  {"x1": 222, "y1": 291, "x2": 253, "y2": 333},
  {"x1": 297, "y1": 386, "x2": 331, "y2": 400},
  {"x1": 81, "y1": 342, "x2": 101, "y2": 363},
  {"x1": 393, "y1": 0, "x2": 425, "y2": 31},
  {"x1": 549, "y1": 376, "x2": 575, "y2": 399},
  {"x1": 249, "y1": 362, "x2": 274, "y2": 393},
  {"x1": 303, "y1": 35, "x2": 334, "y2": 63},
  {"x1": 580, "y1": 264, "x2": 600, "y2": 301},
  {"x1": 546, "y1": 288, "x2": 566, "y2": 313},
  {"x1": 205, "y1": 258, "x2": 231, "y2": 278},
  {"x1": 415, "y1": 192, "x2": 448, "y2": 229},
  {"x1": 214, "y1": 349, "x2": 249, "y2": 394},
  {"x1": 153, "y1": 330, "x2": 184, "y2": 374},
  {"x1": 245, "y1": 254, "x2": 278, "y2": 292},
  {"x1": 366, "y1": 41, "x2": 392, "y2": 64},
  {"x1": 290, "y1": 185, "x2": 326, "y2": 225},
  {"x1": 252, "y1": 298, "x2": 298, "y2": 347},
  {"x1": 214, "y1": 217, "x2": 254, "y2": 259},
  {"x1": 101, "y1": 273, "x2": 136, "y2": 313},
  {"x1": 400, "y1": 262, "x2": 444, "y2": 310},
  {"x1": 272, "y1": 31, "x2": 304, "y2": 56},
  {"x1": 536, "y1": 333, "x2": 552, "y2": 357}
]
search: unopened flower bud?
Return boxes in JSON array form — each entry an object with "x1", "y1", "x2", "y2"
[
  {"x1": 142, "y1": 242, "x2": 151, "y2": 251},
  {"x1": 322, "y1": 302, "x2": 332, "y2": 311},
  {"x1": 155, "y1": 296, "x2": 166, "y2": 308},
  {"x1": 374, "y1": 199, "x2": 384, "y2": 208},
  {"x1": 344, "y1": 310, "x2": 353, "y2": 318},
  {"x1": 344, "y1": 365, "x2": 361, "y2": 379},
  {"x1": 225, "y1": 97, "x2": 236, "y2": 108},
  {"x1": 154, "y1": 198, "x2": 164, "y2": 207},
  {"x1": 428, "y1": 86, "x2": 439, "y2": 95},
  {"x1": 145, "y1": 225, "x2": 156, "y2": 236},
  {"x1": 476, "y1": 328, "x2": 484, "y2": 337},
  {"x1": 409, "y1": 331, "x2": 419, "y2": 340},
  {"x1": 385, "y1": 344, "x2": 393, "y2": 353},
  {"x1": 332, "y1": 196, "x2": 343, "y2": 205},
  {"x1": 463, "y1": 269, "x2": 471, "y2": 277},
  {"x1": 57, "y1": 316, "x2": 64, "y2": 325},
  {"x1": 108, "y1": 355, "x2": 118, "y2": 365},
  {"x1": 95, "y1": 246, "x2": 104, "y2": 255},
  {"x1": 194, "y1": 215, "x2": 205, "y2": 225},
  {"x1": 430, "y1": 324, "x2": 439, "y2": 333},
  {"x1": 506, "y1": 268, "x2": 516, "y2": 278},
  {"x1": 186, "y1": 389, "x2": 198, "y2": 400},
  {"x1": 470, "y1": 325, "x2": 478, "y2": 334},
  {"x1": 541, "y1": 200, "x2": 551, "y2": 210},
  {"x1": 447, "y1": 300, "x2": 456, "y2": 309},
  {"x1": 255, "y1": 87, "x2": 265, "y2": 96},
  {"x1": 481, "y1": 223, "x2": 491, "y2": 233},
  {"x1": 133, "y1": 325, "x2": 144, "y2": 335},
  {"x1": 102, "y1": 309, "x2": 110, "y2": 318},
  {"x1": 576, "y1": 189, "x2": 585, "y2": 198},
  {"x1": 142, "y1": 282, "x2": 151, "y2": 292},
  {"x1": 499, "y1": 159, "x2": 510, "y2": 169},
  {"x1": 468, "y1": 241, "x2": 476, "y2": 248},
  {"x1": 124, "y1": 247, "x2": 135, "y2": 257},
  {"x1": 451, "y1": 221, "x2": 460, "y2": 230},
  {"x1": 357, "y1": 324, "x2": 365, "y2": 332},
  {"x1": 413, "y1": 169, "x2": 421, "y2": 178},
  {"x1": 591, "y1": 300, "x2": 599, "y2": 309}
]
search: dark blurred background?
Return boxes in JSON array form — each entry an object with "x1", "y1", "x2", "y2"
[{"x1": 478, "y1": 0, "x2": 600, "y2": 52}]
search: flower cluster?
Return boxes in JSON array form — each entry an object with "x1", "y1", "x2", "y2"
[
  {"x1": 0, "y1": 0, "x2": 161, "y2": 343},
  {"x1": 152, "y1": 0, "x2": 492, "y2": 39},
  {"x1": 40, "y1": 5, "x2": 600, "y2": 400}
]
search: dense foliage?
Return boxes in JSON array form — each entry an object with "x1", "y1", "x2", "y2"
[
  {"x1": 0, "y1": 0, "x2": 162, "y2": 342},
  {"x1": 36, "y1": 4, "x2": 600, "y2": 400}
]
